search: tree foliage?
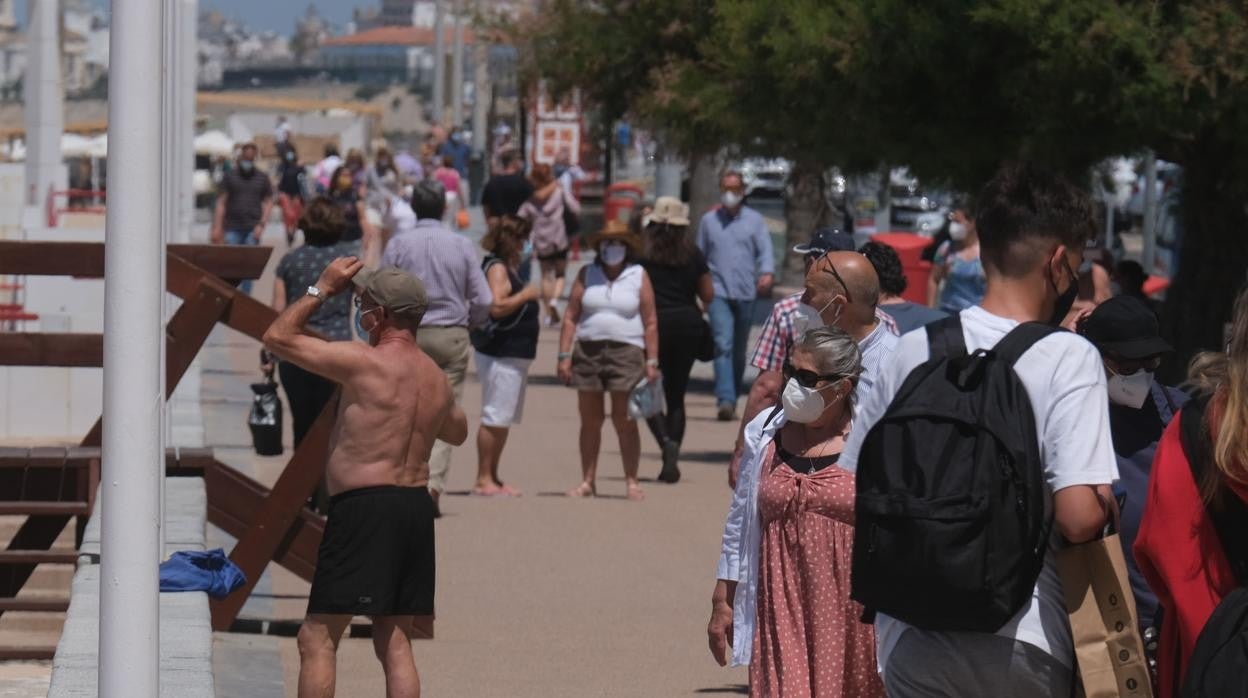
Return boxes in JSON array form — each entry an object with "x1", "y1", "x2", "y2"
[{"x1": 516, "y1": 0, "x2": 1248, "y2": 363}]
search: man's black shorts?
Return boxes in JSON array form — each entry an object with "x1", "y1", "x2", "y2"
[{"x1": 307, "y1": 485, "x2": 435, "y2": 617}]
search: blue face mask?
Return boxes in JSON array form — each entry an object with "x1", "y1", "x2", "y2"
[
  {"x1": 239, "y1": 159, "x2": 254, "y2": 172},
  {"x1": 355, "y1": 308, "x2": 378, "y2": 339}
]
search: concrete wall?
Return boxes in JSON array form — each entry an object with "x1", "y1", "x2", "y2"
[
  {"x1": 227, "y1": 112, "x2": 368, "y2": 154},
  {"x1": 49, "y1": 478, "x2": 214, "y2": 697},
  {"x1": 0, "y1": 217, "x2": 104, "y2": 442}
]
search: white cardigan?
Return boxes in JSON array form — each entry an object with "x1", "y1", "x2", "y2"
[{"x1": 715, "y1": 406, "x2": 786, "y2": 667}]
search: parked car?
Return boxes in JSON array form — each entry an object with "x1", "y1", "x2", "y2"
[
  {"x1": 737, "y1": 157, "x2": 791, "y2": 198},
  {"x1": 888, "y1": 167, "x2": 952, "y2": 236}
]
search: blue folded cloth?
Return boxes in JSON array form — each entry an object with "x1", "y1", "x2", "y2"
[{"x1": 159, "y1": 548, "x2": 247, "y2": 599}]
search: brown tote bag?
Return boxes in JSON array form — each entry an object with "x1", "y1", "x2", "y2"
[{"x1": 1056, "y1": 528, "x2": 1154, "y2": 698}]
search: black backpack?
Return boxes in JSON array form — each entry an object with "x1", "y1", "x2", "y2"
[
  {"x1": 852, "y1": 315, "x2": 1057, "y2": 631},
  {"x1": 1178, "y1": 394, "x2": 1248, "y2": 698}
]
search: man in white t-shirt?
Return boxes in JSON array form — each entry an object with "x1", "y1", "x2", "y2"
[{"x1": 839, "y1": 163, "x2": 1118, "y2": 696}]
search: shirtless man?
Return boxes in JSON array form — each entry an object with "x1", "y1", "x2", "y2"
[{"x1": 263, "y1": 257, "x2": 467, "y2": 698}]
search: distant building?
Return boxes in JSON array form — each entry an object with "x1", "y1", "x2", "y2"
[
  {"x1": 379, "y1": 0, "x2": 417, "y2": 27},
  {"x1": 0, "y1": 0, "x2": 105, "y2": 98},
  {"x1": 319, "y1": 24, "x2": 476, "y2": 85},
  {"x1": 292, "y1": 5, "x2": 330, "y2": 65}
]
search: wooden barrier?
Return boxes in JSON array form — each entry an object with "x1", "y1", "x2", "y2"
[{"x1": 0, "y1": 240, "x2": 431, "y2": 640}]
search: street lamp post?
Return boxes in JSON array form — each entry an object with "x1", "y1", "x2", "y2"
[
  {"x1": 99, "y1": 0, "x2": 164, "y2": 694},
  {"x1": 451, "y1": 0, "x2": 465, "y2": 128},
  {"x1": 433, "y1": 0, "x2": 446, "y2": 124}
]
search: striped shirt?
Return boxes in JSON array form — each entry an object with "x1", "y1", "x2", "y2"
[{"x1": 380, "y1": 219, "x2": 493, "y2": 328}]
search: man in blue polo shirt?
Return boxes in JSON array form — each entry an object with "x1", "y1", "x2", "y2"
[{"x1": 696, "y1": 170, "x2": 775, "y2": 420}]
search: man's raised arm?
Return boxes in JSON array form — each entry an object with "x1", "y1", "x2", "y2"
[{"x1": 263, "y1": 256, "x2": 367, "y2": 384}]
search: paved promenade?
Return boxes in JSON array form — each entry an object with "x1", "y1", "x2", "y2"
[{"x1": 204, "y1": 216, "x2": 774, "y2": 696}]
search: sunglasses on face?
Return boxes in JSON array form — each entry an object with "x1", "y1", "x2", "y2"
[
  {"x1": 352, "y1": 295, "x2": 380, "y2": 313},
  {"x1": 1108, "y1": 355, "x2": 1162, "y2": 376},
  {"x1": 782, "y1": 359, "x2": 842, "y2": 389}
]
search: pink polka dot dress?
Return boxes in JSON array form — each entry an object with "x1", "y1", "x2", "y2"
[{"x1": 749, "y1": 443, "x2": 884, "y2": 698}]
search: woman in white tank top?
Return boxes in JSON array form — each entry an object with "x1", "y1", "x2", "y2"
[{"x1": 556, "y1": 221, "x2": 660, "y2": 501}]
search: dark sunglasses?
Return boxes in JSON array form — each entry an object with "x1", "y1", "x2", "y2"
[
  {"x1": 782, "y1": 359, "x2": 842, "y2": 389},
  {"x1": 1108, "y1": 355, "x2": 1162, "y2": 376},
  {"x1": 352, "y1": 295, "x2": 381, "y2": 312}
]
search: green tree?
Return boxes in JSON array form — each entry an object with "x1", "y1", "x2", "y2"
[
  {"x1": 840, "y1": 0, "x2": 1246, "y2": 371},
  {"x1": 518, "y1": 0, "x2": 1248, "y2": 365}
]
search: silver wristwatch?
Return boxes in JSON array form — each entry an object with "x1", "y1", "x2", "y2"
[{"x1": 305, "y1": 285, "x2": 325, "y2": 301}]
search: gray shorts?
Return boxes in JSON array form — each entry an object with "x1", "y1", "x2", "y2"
[{"x1": 884, "y1": 629, "x2": 1073, "y2": 698}]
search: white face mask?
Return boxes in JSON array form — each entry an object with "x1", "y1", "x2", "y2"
[
  {"x1": 948, "y1": 221, "x2": 968, "y2": 241},
  {"x1": 781, "y1": 378, "x2": 841, "y2": 424},
  {"x1": 600, "y1": 242, "x2": 627, "y2": 266},
  {"x1": 721, "y1": 191, "x2": 743, "y2": 209},
  {"x1": 1107, "y1": 368, "x2": 1152, "y2": 409},
  {"x1": 792, "y1": 297, "x2": 841, "y2": 335}
]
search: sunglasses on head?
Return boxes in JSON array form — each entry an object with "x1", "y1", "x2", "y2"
[
  {"x1": 782, "y1": 359, "x2": 842, "y2": 389},
  {"x1": 809, "y1": 249, "x2": 853, "y2": 302},
  {"x1": 1108, "y1": 355, "x2": 1162, "y2": 376}
]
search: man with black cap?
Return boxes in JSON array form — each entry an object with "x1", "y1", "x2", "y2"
[
  {"x1": 263, "y1": 256, "x2": 467, "y2": 697},
  {"x1": 1078, "y1": 294, "x2": 1187, "y2": 635}
]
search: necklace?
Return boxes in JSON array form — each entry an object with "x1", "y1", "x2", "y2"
[{"x1": 790, "y1": 415, "x2": 852, "y2": 473}]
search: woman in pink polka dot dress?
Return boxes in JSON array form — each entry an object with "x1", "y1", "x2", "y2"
[
  {"x1": 750, "y1": 436, "x2": 882, "y2": 697},
  {"x1": 709, "y1": 327, "x2": 883, "y2": 697}
]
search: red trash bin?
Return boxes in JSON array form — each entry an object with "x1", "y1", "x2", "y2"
[
  {"x1": 871, "y1": 232, "x2": 935, "y2": 305},
  {"x1": 604, "y1": 183, "x2": 645, "y2": 225}
]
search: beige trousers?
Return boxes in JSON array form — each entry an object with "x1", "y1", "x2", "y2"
[{"x1": 417, "y1": 325, "x2": 470, "y2": 494}]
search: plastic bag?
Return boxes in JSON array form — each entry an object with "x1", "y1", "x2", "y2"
[
  {"x1": 456, "y1": 207, "x2": 471, "y2": 230},
  {"x1": 627, "y1": 375, "x2": 665, "y2": 420},
  {"x1": 249, "y1": 379, "x2": 284, "y2": 456}
]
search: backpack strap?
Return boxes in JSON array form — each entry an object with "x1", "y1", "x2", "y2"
[
  {"x1": 992, "y1": 322, "x2": 1062, "y2": 367},
  {"x1": 1179, "y1": 394, "x2": 1248, "y2": 585},
  {"x1": 925, "y1": 315, "x2": 967, "y2": 360}
]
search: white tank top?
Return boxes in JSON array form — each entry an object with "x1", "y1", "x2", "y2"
[{"x1": 576, "y1": 263, "x2": 645, "y2": 348}]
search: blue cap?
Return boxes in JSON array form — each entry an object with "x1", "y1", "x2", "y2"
[{"x1": 793, "y1": 227, "x2": 855, "y2": 256}]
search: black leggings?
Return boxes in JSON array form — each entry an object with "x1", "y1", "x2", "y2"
[
  {"x1": 646, "y1": 322, "x2": 700, "y2": 448},
  {"x1": 278, "y1": 360, "x2": 336, "y2": 448}
]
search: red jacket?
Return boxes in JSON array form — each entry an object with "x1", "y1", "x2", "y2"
[{"x1": 1134, "y1": 411, "x2": 1248, "y2": 697}]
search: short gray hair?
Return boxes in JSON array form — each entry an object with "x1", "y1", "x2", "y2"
[{"x1": 794, "y1": 326, "x2": 862, "y2": 386}]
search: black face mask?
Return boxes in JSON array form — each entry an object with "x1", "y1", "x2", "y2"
[{"x1": 1048, "y1": 257, "x2": 1079, "y2": 326}]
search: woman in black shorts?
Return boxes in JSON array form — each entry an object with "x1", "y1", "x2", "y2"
[{"x1": 641, "y1": 197, "x2": 714, "y2": 483}]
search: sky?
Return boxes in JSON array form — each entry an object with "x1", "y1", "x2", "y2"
[{"x1": 13, "y1": 0, "x2": 358, "y2": 34}]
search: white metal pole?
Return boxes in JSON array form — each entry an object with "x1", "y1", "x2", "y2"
[
  {"x1": 99, "y1": 0, "x2": 164, "y2": 694},
  {"x1": 432, "y1": 0, "x2": 446, "y2": 126},
  {"x1": 177, "y1": 0, "x2": 199, "y2": 243},
  {"x1": 23, "y1": 0, "x2": 62, "y2": 209},
  {"x1": 1140, "y1": 152, "x2": 1159, "y2": 274},
  {"x1": 471, "y1": 21, "x2": 488, "y2": 154},
  {"x1": 451, "y1": 0, "x2": 465, "y2": 128}
]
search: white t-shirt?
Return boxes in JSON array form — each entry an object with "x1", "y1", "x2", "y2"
[{"x1": 839, "y1": 305, "x2": 1119, "y2": 672}]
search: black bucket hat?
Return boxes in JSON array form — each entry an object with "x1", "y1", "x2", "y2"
[{"x1": 1079, "y1": 295, "x2": 1172, "y2": 359}]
